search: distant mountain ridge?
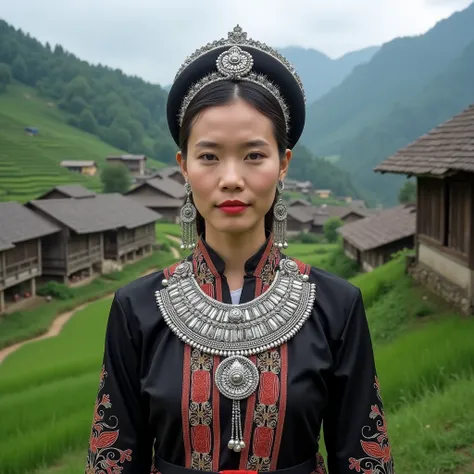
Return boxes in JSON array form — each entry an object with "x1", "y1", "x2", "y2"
[
  {"x1": 278, "y1": 45, "x2": 380, "y2": 103},
  {"x1": 164, "y1": 45, "x2": 380, "y2": 103},
  {"x1": 301, "y1": 2, "x2": 474, "y2": 155}
]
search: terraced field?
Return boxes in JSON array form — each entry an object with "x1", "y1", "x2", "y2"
[{"x1": 0, "y1": 84, "x2": 163, "y2": 203}]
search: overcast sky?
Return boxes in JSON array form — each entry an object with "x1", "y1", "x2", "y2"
[{"x1": 1, "y1": 0, "x2": 472, "y2": 86}]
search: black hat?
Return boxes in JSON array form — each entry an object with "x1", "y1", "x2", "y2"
[{"x1": 166, "y1": 25, "x2": 306, "y2": 149}]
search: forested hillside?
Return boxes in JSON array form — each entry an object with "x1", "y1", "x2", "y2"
[
  {"x1": 279, "y1": 45, "x2": 379, "y2": 103},
  {"x1": 299, "y1": 2, "x2": 474, "y2": 204},
  {"x1": 341, "y1": 38, "x2": 474, "y2": 203},
  {"x1": 0, "y1": 20, "x2": 177, "y2": 165},
  {"x1": 0, "y1": 19, "x2": 366, "y2": 201},
  {"x1": 301, "y1": 2, "x2": 474, "y2": 155}
]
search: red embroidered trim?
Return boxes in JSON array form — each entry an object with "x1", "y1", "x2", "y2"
[
  {"x1": 348, "y1": 376, "x2": 394, "y2": 474},
  {"x1": 167, "y1": 250, "x2": 222, "y2": 472},
  {"x1": 86, "y1": 366, "x2": 133, "y2": 473}
]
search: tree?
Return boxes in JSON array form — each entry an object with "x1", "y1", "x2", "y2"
[
  {"x1": 398, "y1": 180, "x2": 416, "y2": 204},
  {"x1": 79, "y1": 109, "x2": 97, "y2": 134},
  {"x1": 324, "y1": 216, "x2": 343, "y2": 243},
  {"x1": 0, "y1": 63, "x2": 11, "y2": 93},
  {"x1": 11, "y1": 55, "x2": 27, "y2": 82},
  {"x1": 100, "y1": 163, "x2": 131, "y2": 194}
]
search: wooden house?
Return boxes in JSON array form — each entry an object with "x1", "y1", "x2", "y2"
[
  {"x1": 27, "y1": 194, "x2": 161, "y2": 282},
  {"x1": 125, "y1": 177, "x2": 186, "y2": 223},
  {"x1": 106, "y1": 155, "x2": 147, "y2": 176},
  {"x1": 286, "y1": 207, "x2": 314, "y2": 234},
  {"x1": 337, "y1": 204, "x2": 416, "y2": 272},
  {"x1": 60, "y1": 160, "x2": 97, "y2": 176},
  {"x1": 315, "y1": 189, "x2": 332, "y2": 199},
  {"x1": 0, "y1": 202, "x2": 60, "y2": 313},
  {"x1": 36, "y1": 184, "x2": 97, "y2": 200},
  {"x1": 157, "y1": 166, "x2": 186, "y2": 185},
  {"x1": 374, "y1": 103, "x2": 474, "y2": 314}
]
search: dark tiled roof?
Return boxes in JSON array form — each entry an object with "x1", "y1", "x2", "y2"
[
  {"x1": 28, "y1": 194, "x2": 161, "y2": 234},
  {"x1": 127, "y1": 194, "x2": 183, "y2": 209},
  {"x1": 60, "y1": 160, "x2": 96, "y2": 168},
  {"x1": 0, "y1": 202, "x2": 60, "y2": 247},
  {"x1": 107, "y1": 154, "x2": 147, "y2": 161},
  {"x1": 157, "y1": 166, "x2": 181, "y2": 178},
  {"x1": 318, "y1": 205, "x2": 369, "y2": 219},
  {"x1": 129, "y1": 177, "x2": 186, "y2": 199},
  {"x1": 0, "y1": 237, "x2": 15, "y2": 252},
  {"x1": 39, "y1": 184, "x2": 97, "y2": 199},
  {"x1": 374, "y1": 103, "x2": 474, "y2": 176},
  {"x1": 337, "y1": 204, "x2": 416, "y2": 251},
  {"x1": 289, "y1": 198, "x2": 312, "y2": 207},
  {"x1": 287, "y1": 206, "x2": 314, "y2": 223}
]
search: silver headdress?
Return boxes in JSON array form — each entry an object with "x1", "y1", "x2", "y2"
[{"x1": 175, "y1": 25, "x2": 306, "y2": 134}]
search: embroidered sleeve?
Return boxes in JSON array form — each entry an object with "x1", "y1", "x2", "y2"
[
  {"x1": 322, "y1": 289, "x2": 395, "y2": 474},
  {"x1": 85, "y1": 292, "x2": 153, "y2": 474}
]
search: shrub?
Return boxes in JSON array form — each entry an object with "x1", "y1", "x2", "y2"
[
  {"x1": 324, "y1": 245, "x2": 359, "y2": 279},
  {"x1": 37, "y1": 281, "x2": 74, "y2": 300},
  {"x1": 323, "y1": 216, "x2": 343, "y2": 243}
]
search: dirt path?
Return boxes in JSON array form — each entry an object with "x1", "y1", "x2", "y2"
[
  {"x1": 166, "y1": 235, "x2": 181, "y2": 259},
  {"x1": 0, "y1": 268, "x2": 158, "y2": 366}
]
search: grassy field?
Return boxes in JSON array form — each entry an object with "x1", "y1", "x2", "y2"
[
  {"x1": 0, "y1": 84, "x2": 164, "y2": 203},
  {"x1": 1, "y1": 243, "x2": 474, "y2": 473}
]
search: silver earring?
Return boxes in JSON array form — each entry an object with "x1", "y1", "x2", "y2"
[
  {"x1": 180, "y1": 182, "x2": 197, "y2": 250},
  {"x1": 273, "y1": 180, "x2": 288, "y2": 249}
]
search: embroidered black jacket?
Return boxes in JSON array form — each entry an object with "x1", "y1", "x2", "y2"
[{"x1": 85, "y1": 237, "x2": 394, "y2": 474}]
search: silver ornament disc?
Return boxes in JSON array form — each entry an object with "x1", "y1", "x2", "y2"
[
  {"x1": 273, "y1": 202, "x2": 287, "y2": 221},
  {"x1": 216, "y1": 46, "x2": 253, "y2": 78},
  {"x1": 215, "y1": 355, "x2": 259, "y2": 400},
  {"x1": 180, "y1": 202, "x2": 196, "y2": 223}
]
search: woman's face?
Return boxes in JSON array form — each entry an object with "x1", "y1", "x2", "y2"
[{"x1": 177, "y1": 99, "x2": 291, "y2": 237}]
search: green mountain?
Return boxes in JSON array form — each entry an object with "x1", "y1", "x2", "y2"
[
  {"x1": 341, "y1": 38, "x2": 474, "y2": 205},
  {"x1": 0, "y1": 19, "x2": 177, "y2": 165},
  {"x1": 278, "y1": 45, "x2": 379, "y2": 103},
  {"x1": 301, "y1": 2, "x2": 474, "y2": 157},
  {"x1": 0, "y1": 19, "x2": 369, "y2": 202}
]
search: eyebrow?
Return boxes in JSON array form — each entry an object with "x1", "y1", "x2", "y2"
[{"x1": 194, "y1": 139, "x2": 270, "y2": 149}]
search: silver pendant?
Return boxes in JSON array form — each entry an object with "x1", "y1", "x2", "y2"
[
  {"x1": 215, "y1": 355, "x2": 259, "y2": 452},
  {"x1": 156, "y1": 258, "x2": 317, "y2": 452}
]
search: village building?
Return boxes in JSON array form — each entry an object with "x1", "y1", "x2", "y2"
[
  {"x1": 337, "y1": 204, "x2": 416, "y2": 272},
  {"x1": 286, "y1": 207, "x2": 314, "y2": 234},
  {"x1": 135, "y1": 166, "x2": 186, "y2": 186},
  {"x1": 27, "y1": 194, "x2": 161, "y2": 283},
  {"x1": 106, "y1": 154, "x2": 147, "y2": 176},
  {"x1": 314, "y1": 189, "x2": 332, "y2": 199},
  {"x1": 60, "y1": 160, "x2": 97, "y2": 176},
  {"x1": 35, "y1": 184, "x2": 97, "y2": 200},
  {"x1": 374, "y1": 103, "x2": 474, "y2": 314},
  {"x1": 0, "y1": 202, "x2": 60, "y2": 313},
  {"x1": 125, "y1": 177, "x2": 186, "y2": 223}
]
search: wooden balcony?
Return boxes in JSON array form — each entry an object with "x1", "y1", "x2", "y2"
[
  {"x1": 0, "y1": 256, "x2": 40, "y2": 290},
  {"x1": 118, "y1": 234, "x2": 155, "y2": 256},
  {"x1": 67, "y1": 245, "x2": 102, "y2": 274}
]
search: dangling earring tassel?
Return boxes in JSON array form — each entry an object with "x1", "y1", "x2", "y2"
[
  {"x1": 180, "y1": 182, "x2": 197, "y2": 250},
  {"x1": 273, "y1": 180, "x2": 288, "y2": 249}
]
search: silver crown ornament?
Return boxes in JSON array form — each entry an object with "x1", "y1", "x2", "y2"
[{"x1": 176, "y1": 25, "x2": 307, "y2": 135}]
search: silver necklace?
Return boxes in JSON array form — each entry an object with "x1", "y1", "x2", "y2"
[{"x1": 155, "y1": 258, "x2": 316, "y2": 452}]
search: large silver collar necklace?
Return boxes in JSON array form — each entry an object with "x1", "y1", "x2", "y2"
[{"x1": 155, "y1": 258, "x2": 316, "y2": 452}]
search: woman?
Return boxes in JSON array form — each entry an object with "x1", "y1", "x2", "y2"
[{"x1": 85, "y1": 25, "x2": 394, "y2": 474}]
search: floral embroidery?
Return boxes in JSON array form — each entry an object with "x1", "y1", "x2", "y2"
[
  {"x1": 314, "y1": 452, "x2": 327, "y2": 474},
  {"x1": 86, "y1": 366, "x2": 133, "y2": 474},
  {"x1": 348, "y1": 376, "x2": 394, "y2": 474},
  {"x1": 258, "y1": 244, "x2": 280, "y2": 291}
]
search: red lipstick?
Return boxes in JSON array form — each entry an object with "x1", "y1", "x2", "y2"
[{"x1": 217, "y1": 200, "x2": 249, "y2": 215}]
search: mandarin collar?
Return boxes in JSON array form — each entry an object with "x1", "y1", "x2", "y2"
[{"x1": 192, "y1": 234, "x2": 280, "y2": 277}]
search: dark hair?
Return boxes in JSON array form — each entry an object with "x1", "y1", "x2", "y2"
[{"x1": 179, "y1": 80, "x2": 288, "y2": 237}]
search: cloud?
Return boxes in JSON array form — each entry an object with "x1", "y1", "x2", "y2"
[{"x1": 1, "y1": 0, "x2": 471, "y2": 85}]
